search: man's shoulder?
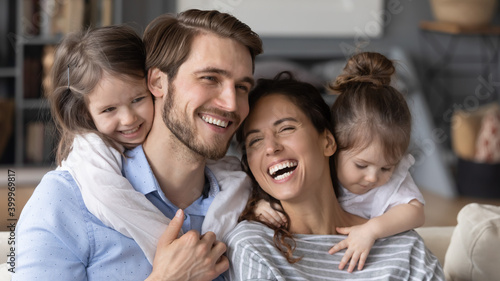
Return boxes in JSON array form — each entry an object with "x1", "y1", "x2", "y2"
[{"x1": 21, "y1": 170, "x2": 86, "y2": 218}]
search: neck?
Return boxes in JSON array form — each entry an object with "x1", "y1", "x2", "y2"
[
  {"x1": 143, "y1": 118, "x2": 206, "y2": 209},
  {"x1": 282, "y1": 181, "x2": 366, "y2": 235}
]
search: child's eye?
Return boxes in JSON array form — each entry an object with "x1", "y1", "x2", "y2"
[
  {"x1": 102, "y1": 107, "x2": 116, "y2": 113},
  {"x1": 355, "y1": 164, "x2": 367, "y2": 169},
  {"x1": 132, "y1": 96, "x2": 145, "y2": 103},
  {"x1": 381, "y1": 167, "x2": 393, "y2": 172}
]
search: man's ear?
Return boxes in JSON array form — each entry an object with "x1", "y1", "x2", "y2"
[
  {"x1": 323, "y1": 130, "x2": 337, "y2": 157},
  {"x1": 148, "y1": 68, "x2": 167, "y2": 98}
]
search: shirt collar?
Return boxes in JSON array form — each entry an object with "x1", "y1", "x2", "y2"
[{"x1": 123, "y1": 145, "x2": 221, "y2": 200}]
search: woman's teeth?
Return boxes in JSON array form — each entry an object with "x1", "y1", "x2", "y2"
[
  {"x1": 268, "y1": 161, "x2": 298, "y2": 180},
  {"x1": 202, "y1": 116, "x2": 228, "y2": 128}
]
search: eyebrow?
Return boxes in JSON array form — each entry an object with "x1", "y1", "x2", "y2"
[
  {"x1": 195, "y1": 67, "x2": 255, "y2": 88},
  {"x1": 245, "y1": 117, "x2": 298, "y2": 138}
]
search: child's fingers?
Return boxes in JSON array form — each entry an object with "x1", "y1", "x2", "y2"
[
  {"x1": 328, "y1": 239, "x2": 347, "y2": 254},
  {"x1": 357, "y1": 253, "x2": 367, "y2": 271},
  {"x1": 335, "y1": 226, "x2": 351, "y2": 235},
  {"x1": 258, "y1": 212, "x2": 279, "y2": 227},
  {"x1": 277, "y1": 212, "x2": 287, "y2": 224},
  {"x1": 338, "y1": 250, "x2": 352, "y2": 270},
  {"x1": 268, "y1": 211, "x2": 286, "y2": 225},
  {"x1": 347, "y1": 252, "x2": 360, "y2": 273}
]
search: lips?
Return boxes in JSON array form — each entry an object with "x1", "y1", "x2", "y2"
[
  {"x1": 121, "y1": 124, "x2": 141, "y2": 135},
  {"x1": 268, "y1": 160, "x2": 298, "y2": 180}
]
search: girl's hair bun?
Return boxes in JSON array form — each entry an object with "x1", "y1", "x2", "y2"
[{"x1": 330, "y1": 52, "x2": 395, "y2": 93}]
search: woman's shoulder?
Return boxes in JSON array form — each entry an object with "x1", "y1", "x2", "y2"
[{"x1": 224, "y1": 220, "x2": 272, "y2": 244}]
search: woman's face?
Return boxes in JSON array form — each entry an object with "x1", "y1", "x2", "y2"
[{"x1": 243, "y1": 94, "x2": 335, "y2": 202}]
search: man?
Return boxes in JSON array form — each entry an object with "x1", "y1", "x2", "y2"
[
  {"x1": 13, "y1": 9, "x2": 262, "y2": 281},
  {"x1": 141, "y1": 9, "x2": 262, "y2": 280}
]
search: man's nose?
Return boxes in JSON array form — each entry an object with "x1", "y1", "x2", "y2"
[{"x1": 214, "y1": 83, "x2": 237, "y2": 112}]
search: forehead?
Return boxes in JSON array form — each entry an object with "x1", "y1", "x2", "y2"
[
  {"x1": 87, "y1": 74, "x2": 145, "y2": 103},
  {"x1": 180, "y1": 32, "x2": 253, "y2": 76},
  {"x1": 341, "y1": 140, "x2": 394, "y2": 166},
  {"x1": 244, "y1": 94, "x2": 305, "y2": 129}
]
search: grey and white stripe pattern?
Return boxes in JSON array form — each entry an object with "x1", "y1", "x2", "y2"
[{"x1": 224, "y1": 221, "x2": 445, "y2": 281}]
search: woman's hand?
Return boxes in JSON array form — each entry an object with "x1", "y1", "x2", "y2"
[
  {"x1": 328, "y1": 223, "x2": 377, "y2": 273},
  {"x1": 254, "y1": 199, "x2": 287, "y2": 227}
]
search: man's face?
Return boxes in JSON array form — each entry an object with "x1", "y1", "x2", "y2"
[{"x1": 162, "y1": 33, "x2": 254, "y2": 159}]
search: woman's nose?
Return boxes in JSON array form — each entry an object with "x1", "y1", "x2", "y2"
[{"x1": 265, "y1": 137, "x2": 283, "y2": 155}]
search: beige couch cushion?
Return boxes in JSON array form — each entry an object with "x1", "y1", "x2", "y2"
[{"x1": 444, "y1": 203, "x2": 500, "y2": 281}]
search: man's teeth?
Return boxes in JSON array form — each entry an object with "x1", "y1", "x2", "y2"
[
  {"x1": 122, "y1": 126, "x2": 140, "y2": 134},
  {"x1": 268, "y1": 161, "x2": 298, "y2": 179},
  {"x1": 202, "y1": 116, "x2": 228, "y2": 128}
]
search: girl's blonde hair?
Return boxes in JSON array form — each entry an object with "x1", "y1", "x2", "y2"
[
  {"x1": 328, "y1": 52, "x2": 411, "y2": 165},
  {"x1": 48, "y1": 25, "x2": 146, "y2": 165}
]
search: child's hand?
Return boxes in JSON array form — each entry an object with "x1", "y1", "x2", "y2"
[
  {"x1": 328, "y1": 224, "x2": 376, "y2": 272},
  {"x1": 254, "y1": 199, "x2": 287, "y2": 227}
]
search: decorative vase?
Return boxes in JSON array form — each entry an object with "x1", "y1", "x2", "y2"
[{"x1": 430, "y1": 0, "x2": 498, "y2": 27}]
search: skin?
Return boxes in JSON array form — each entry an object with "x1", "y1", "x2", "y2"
[
  {"x1": 86, "y1": 73, "x2": 154, "y2": 148},
  {"x1": 243, "y1": 94, "x2": 365, "y2": 236},
  {"x1": 144, "y1": 32, "x2": 254, "y2": 281}
]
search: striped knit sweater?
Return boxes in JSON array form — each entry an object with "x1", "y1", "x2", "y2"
[{"x1": 224, "y1": 221, "x2": 445, "y2": 281}]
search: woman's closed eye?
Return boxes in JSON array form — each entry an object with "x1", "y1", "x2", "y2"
[
  {"x1": 279, "y1": 126, "x2": 295, "y2": 133},
  {"x1": 247, "y1": 137, "x2": 262, "y2": 148}
]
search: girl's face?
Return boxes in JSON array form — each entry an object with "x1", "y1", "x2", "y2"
[
  {"x1": 87, "y1": 74, "x2": 154, "y2": 148},
  {"x1": 336, "y1": 141, "x2": 397, "y2": 195},
  {"x1": 243, "y1": 94, "x2": 335, "y2": 202}
]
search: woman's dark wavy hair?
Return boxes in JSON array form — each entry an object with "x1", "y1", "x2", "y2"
[{"x1": 235, "y1": 71, "x2": 337, "y2": 263}]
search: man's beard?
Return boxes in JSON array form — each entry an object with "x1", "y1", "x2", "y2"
[{"x1": 162, "y1": 83, "x2": 239, "y2": 160}]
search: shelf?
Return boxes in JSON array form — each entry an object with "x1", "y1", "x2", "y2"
[
  {"x1": 0, "y1": 68, "x2": 16, "y2": 77},
  {"x1": 21, "y1": 35, "x2": 63, "y2": 46},
  {"x1": 420, "y1": 21, "x2": 500, "y2": 35},
  {"x1": 22, "y1": 99, "x2": 50, "y2": 110}
]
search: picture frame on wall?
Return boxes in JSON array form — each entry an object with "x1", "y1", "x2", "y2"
[{"x1": 176, "y1": 0, "x2": 385, "y2": 38}]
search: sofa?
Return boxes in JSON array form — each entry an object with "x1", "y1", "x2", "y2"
[{"x1": 1, "y1": 203, "x2": 498, "y2": 281}]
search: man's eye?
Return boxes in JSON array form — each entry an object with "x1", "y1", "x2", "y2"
[
  {"x1": 236, "y1": 85, "x2": 249, "y2": 93},
  {"x1": 202, "y1": 76, "x2": 217, "y2": 82}
]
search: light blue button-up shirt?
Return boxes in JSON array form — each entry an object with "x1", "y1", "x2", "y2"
[{"x1": 13, "y1": 145, "x2": 224, "y2": 281}]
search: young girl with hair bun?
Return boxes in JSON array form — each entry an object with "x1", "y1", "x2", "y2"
[{"x1": 327, "y1": 52, "x2": 425, "y2": 272}]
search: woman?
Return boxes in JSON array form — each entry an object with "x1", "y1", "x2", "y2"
[{"x1": 223, "y1": 71, "x2": 444, "y2": 280}]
